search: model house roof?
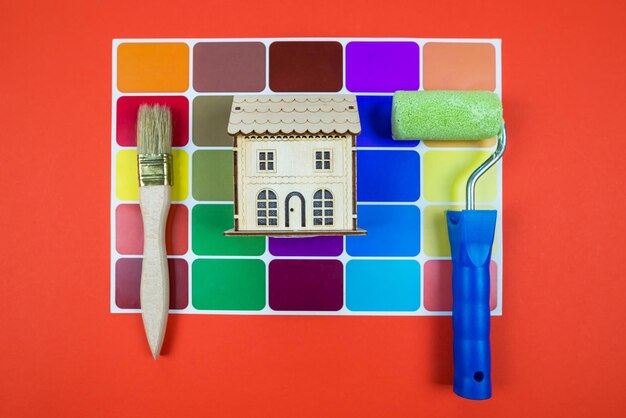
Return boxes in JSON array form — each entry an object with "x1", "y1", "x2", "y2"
[{"x1": 227, "y1": 95, "x2": 361, "y2": 136}]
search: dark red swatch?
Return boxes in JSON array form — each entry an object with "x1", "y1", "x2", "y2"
[
  {"x1": 115, "y1": 258, "x2": 189, "y2": 310},
  {"x1": 269, "y1": 41, "x2": 343, "y2": 92}
]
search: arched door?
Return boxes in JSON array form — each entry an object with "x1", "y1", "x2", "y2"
[{"x1": 285, "y1": 192, "x2": 306, "y2": 229}]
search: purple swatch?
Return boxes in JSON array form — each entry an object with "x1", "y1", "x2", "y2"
[
  {"x1": 269, "y1": 260, "x2": 343, "y2": 311},
  {"x1": 269, "y1": 236, "x2": 343, "y2": 257},
  {"x1": 346, "y1": 42, "x2": 420, "y2": 92}
]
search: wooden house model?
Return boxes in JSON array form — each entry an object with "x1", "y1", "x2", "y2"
[{"x1": 224, "y1": 95, "x2": 366, "y2": 236}]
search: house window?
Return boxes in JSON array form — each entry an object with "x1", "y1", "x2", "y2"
[
  {"x1": 257, "y1": 189, "x2": 278, "y2": 226},
  {"x1": 313, "y1": 189, "x2": 333, "y2": 226},
  {"x1": 258, "y1": 150, "x2": 275, "y2": 172},
  {"x1": 314, "y1": 150, "x2": 332, "y2": 171}
]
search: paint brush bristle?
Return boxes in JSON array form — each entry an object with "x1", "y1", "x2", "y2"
[{"x1": 137, "y1": 104, "x2": 172, "y2": 155}]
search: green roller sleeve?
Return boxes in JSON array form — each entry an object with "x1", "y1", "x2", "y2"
[{"x1": 391, "y1": 91, "x2": 503, "y2": 140}]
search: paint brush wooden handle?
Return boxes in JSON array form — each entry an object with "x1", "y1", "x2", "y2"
[{"x1": 139, "y1": 185, "x2": 171, "y2": 359}]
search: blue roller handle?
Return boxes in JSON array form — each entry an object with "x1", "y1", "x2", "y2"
[{"x1": 447, "y1": 210, "x2": 497, "y2": 400}]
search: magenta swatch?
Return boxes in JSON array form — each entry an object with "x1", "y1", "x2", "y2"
[
  {"x1": 346, "y1": 42, "x2": 420, "y2": 92},
  {"x1": 115, "y1": 258, "x2": 188, "y2": 309},
  {"x1": 269, "y1": 236, "x2": 343, "y2": 257},
  {"x1": 269, "y1": 259, "x2": 343, "y2": 311},
  {"x1": 116, "y1": 96, "x2": 189, "y2": 147}
]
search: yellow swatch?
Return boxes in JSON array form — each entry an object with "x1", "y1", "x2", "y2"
[
  {"x1": 423, "y1": 150, "x2": 497, "y2": 203},
  {"x1": 423, "y1": 205, "x2": 498, "y2": 257},
  {"x1": 116, "y1": 150, "x2": 188, "y2": 201},
  {"x1": 423, "y1": 137, "x2": 497, "y2": 148}
]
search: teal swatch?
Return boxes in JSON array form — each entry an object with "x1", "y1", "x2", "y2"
[{"x1": 346, "y1": 260, "x2": 420, "y2": 311}]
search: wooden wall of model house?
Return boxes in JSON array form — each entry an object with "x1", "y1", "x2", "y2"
[{"x1": 233, "y1": 134, "x2": 356, "y2": 232}]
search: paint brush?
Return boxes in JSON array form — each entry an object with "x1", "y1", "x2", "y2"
[{"x1": 136, "y1": 104, "x2": 172, "y2": 359}]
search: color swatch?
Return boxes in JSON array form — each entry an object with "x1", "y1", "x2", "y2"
[
  {"x1": 192, "y1": 259, "x2": 266, "y2": 310},
  {"x1": 356, "y1": 96, "x2": 419, "y2": 148},
  {"x1": 269, "y1": 260, "x2": 343, "y2": 311},
  {"x1": 269, "y1": 236, "x2": 342, "y2": 257},
  {"x1": 117, "y1": 96, "x2": 189, "y2": 147},
  {"x1": 356, "y1": 150, "x2": 420, "y2": 202},
  {"x1": 423, "y1": 42, "x2": 496, "y2": 91},
  {"x1": 117, "y1": 42, "x2": 189, "y2": 92},
  {"x1": 346, "y1": 260, "x2": 421, "y2": 311},
  {"x1": 116, "y1": 150, "x2": 188, "y2": 201},
  {"x1": 193, "y1": 42, "x2": 266, "y2": 92},
  {"x1": 111, "y1": 38, "x2": 503, "y2": 316},
  {"x1": 347, "y1": 205, "x2": 421, "y2": 257},
  {"x1": 115, "y1": 258, "x2": 189, "y2": 310},
  {"x1": 346, "y1": 41, "x2": 420, "y2": 92},
  {"x1": 424, "y1": 260, "x2": 498, "y2": 312},
  {"x1": 116, "y1": 204, "x2": 188, "y2": 255},
  {"x1": 192, "y1": 96, "x2": 234, "y2": 147},
  {"x1": 269, "y1": 41, "x2": 343, "y2": 92}
]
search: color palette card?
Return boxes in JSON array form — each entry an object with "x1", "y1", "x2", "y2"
[{"x1": 111, "y1": 38, "x2": 503, "y2": 316}]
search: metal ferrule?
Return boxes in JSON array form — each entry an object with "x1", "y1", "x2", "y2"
[
  {"x1": 466, "y1": 123, "x2": 507, "y2": 210},
  {"x1": 138, "y1": 153, "x2": 173, "y2": 187}
]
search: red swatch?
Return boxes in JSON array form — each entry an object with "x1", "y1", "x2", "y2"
[{"x1": 116, "y1": 96, "x2": 189, "y2": 147}]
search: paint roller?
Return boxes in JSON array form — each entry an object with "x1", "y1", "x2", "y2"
[{"x1": 392, "y1": 90, "x2": 506, "y2": 400}]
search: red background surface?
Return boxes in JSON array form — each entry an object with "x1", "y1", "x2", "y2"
[{"x1": 1, "y1": 1, "x2": 625, "y2": 417}]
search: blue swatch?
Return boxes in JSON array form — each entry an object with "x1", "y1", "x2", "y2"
[
  {"x1": 348, "y1": 205, "x2": 420, "y2": 256},
  {"x1": 356, "y1": 96, "x2": 420, "y2": 147},
  {"x1": 357, "y1": 150, "x2": 420, "y2": 202},
  {"x1": 346, "y1": 260, "x2": 421, "y2": 311}
]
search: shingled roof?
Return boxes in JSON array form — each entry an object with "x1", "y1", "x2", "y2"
[{"x1": 227, "y1": 95, "x2": 361, "y2": 136}]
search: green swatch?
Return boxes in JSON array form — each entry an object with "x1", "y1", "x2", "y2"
[
  {"x1": 192, "y1": 150, "x2": 234, "y2": 201},
  {"x1": 192, "y1": 204, "x2": 265, "y2": 256},
  {"x1": 192, "y1": 259, "x2": 266, "y2": 310}
]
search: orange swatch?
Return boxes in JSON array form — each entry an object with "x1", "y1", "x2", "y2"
[
  {"x1": 117, "y1": 42, "x2": 189, "y2": 92},
  {"x1": 423, "y1": 42, "x2": 496, "y2": 91}
]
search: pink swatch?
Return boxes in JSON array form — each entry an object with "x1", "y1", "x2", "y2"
[
  {"x1": 115, "y1": 204, "x2": 188, "y2": 255},
  {"x1": 424, "y1": 260, "x2": 498, "y2": 311}
]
